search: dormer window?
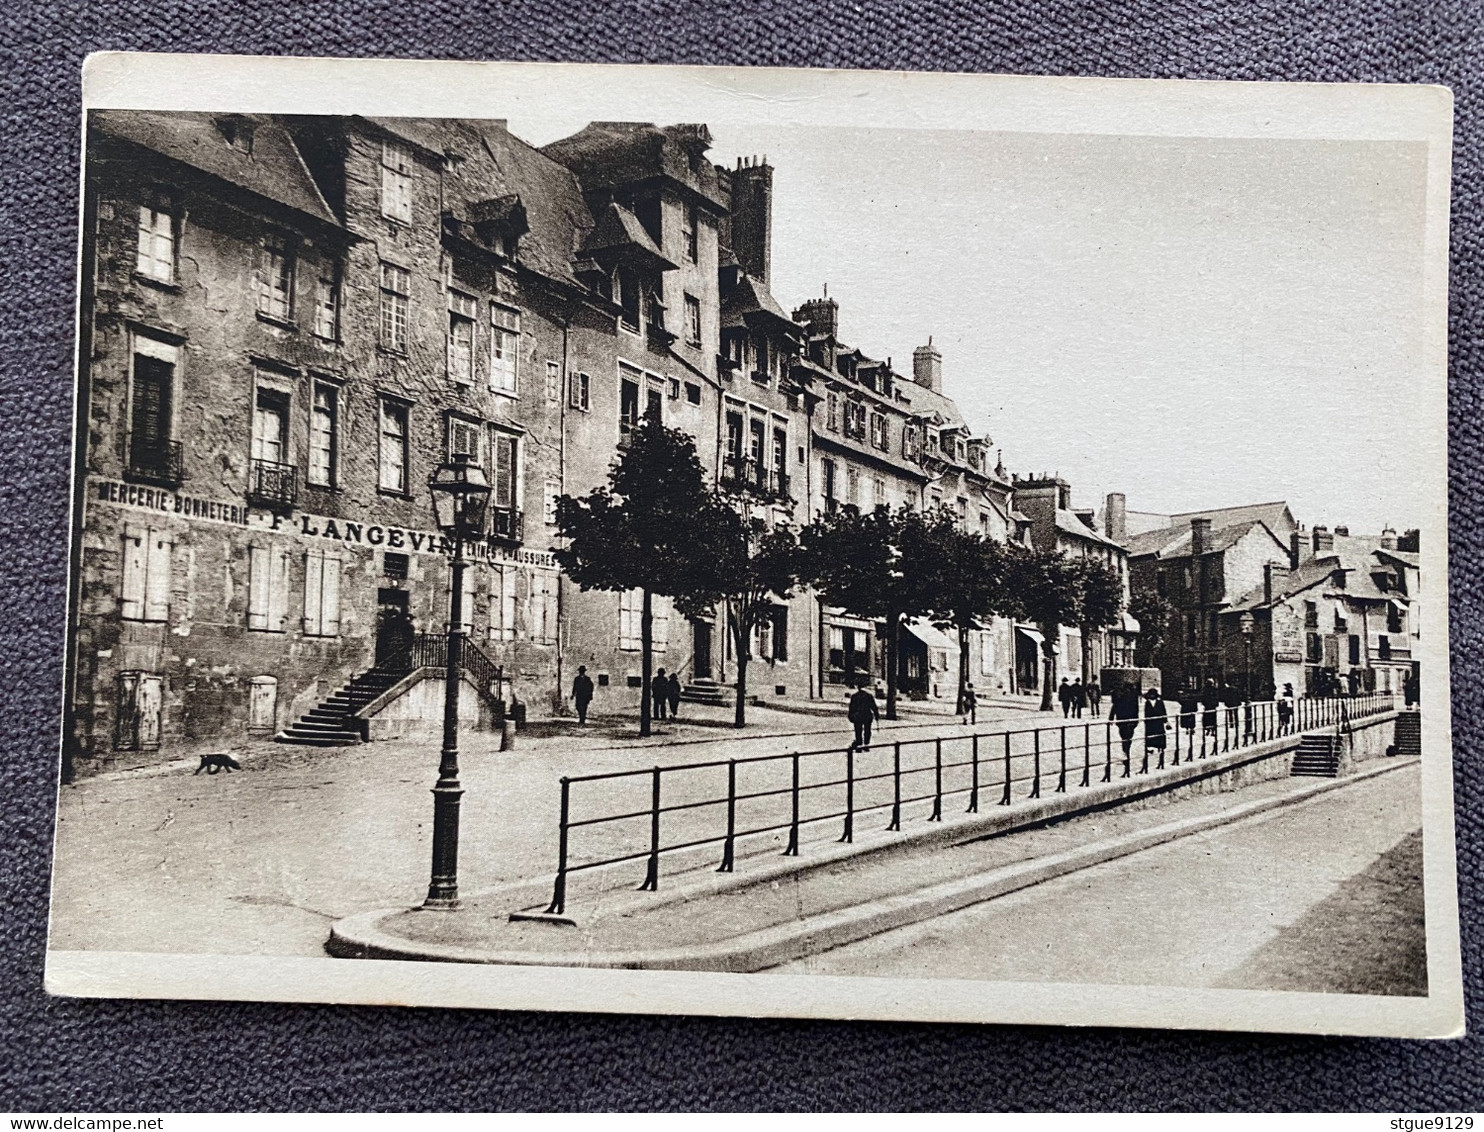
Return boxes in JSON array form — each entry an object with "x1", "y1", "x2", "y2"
[
  {"x1": 682, "y1": 201, "x2": 698, "y2": 263},
  {"x1": 217, "y1": 115, "x2": 255, "y2": 154}
]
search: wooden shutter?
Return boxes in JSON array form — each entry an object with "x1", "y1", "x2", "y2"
[
  {"x1": 303, "y1": 550, "x2": 323, "y2": 634},
  {"x1": 248, "y1": 545, "x2": 270, "y2": 629},
  {"x1": 131, "y1": 355, "x2": 173, "y2": 453},
  {"x1": 270, "y1": 547, "x2": 290, "y2": 632},
  {"x1": 493, "y1": 433, "x2": 515, "y2": 509},
  {"x1": 143, "y1": 530, "x2": 171, "y2": 621},
  {"x1": 321, "y1": 555, "x2": 341, "y2": 636},
  {"x1": 120, "y1": 530, "x2": 147, "y2": 620}
]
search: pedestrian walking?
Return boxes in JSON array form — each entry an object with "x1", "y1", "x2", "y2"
[
  {"x1": 1221, "y1": 680, "x2": 1241, "y2": 732},
  {"x1": 1071, "y1": 678, "x2": 1086, "y2": 719},
  {"x1": 959, "y1": 680, "x2": 977, "y2": 726},
  {"x1": 666, "y1": 670, "x2": 682, "y2": 719},
  {"x1": 652, "y1": 667, "x2": 669, "y2": 721},
  {"x1": 1277, "y1": 682, "x2": 1295, "y2": 733},
  {"x1": 1200, "y1": 678, "x2": 1221, "y2": 737},
  {"x1": 1143, "y1": 687, "x2": 1168, "y2": 771},
  {"x1": 1177, "y1": 685, "x2": 1199, "y2": 737},
  {"x1": 1058, "y1": 677, "x2": 1073, "y2": 718},
  {"x1": 1109, "y1": 683, "x2": 1141, "y2": 773},
  {"x1": 1087, "y1": 679, "x2": 1102, "y2": 717},
  {"x1": 848, "y1": 685, "x2": 880, "y2": 751},
  {"x1": 571, "y1": 665, "x2": 594, "y2": 726}
]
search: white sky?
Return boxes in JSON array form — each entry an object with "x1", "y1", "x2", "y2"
[{"x1": 516, "y1": 119, "x2": 1431, "y2": 535}]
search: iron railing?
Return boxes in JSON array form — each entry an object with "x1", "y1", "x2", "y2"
[
  {"x1": 127, "y1": 439, "x2": 184, "y2": 488},
  {"x1": 248, "y1": 458, "x2": 298, "y2": 511},
  {"x1": 721, "y1": 456, "x2": 791, "y2": 501},
  {"x1": 541, "y1": 692, "x2": 1395, "y2": 914}
]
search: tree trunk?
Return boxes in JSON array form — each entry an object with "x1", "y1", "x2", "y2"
[
  {"x1": 1038, "y1": 621, "x2": 1057, "y2": 713},
  {"x1": 884, "y1": 610, "x2": 900, "y2": 720},
  {"x1": 732, "y1": 600, "x2": 749, "y2": 729},
  {"x1": 639, "y1": 588, "x2": 653, "y2": 737},
  {"x1": 957, "y1": 622, "x2": 971, "y2": 713}
]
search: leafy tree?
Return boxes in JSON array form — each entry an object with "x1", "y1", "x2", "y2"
[
  {"x1": 1007, "y1": 548, "x2": 1088, "y2": 712},
  {"x1": 554, "y1": 418, "x2": 715, "y2": 737},
  {"x1": 1069, "y1": 556, "x2": 1126, "y2": 681},
  {"x1": 1128, "y1": 586, "x2": 1178, "y2": 669},
  {"x1": 929, "y1": 529, "x2": 1019, "y2": 715},
  {"x1": 699, "y1": 505, "x2": 805, "y2": 728},
  {"x1": 800, "y1": 504, "x2": 951, "y2": 720}
]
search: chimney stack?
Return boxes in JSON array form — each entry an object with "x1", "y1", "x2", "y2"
[
  {"x1": 1264, "y1": 561, "x2": 1289, "y2": 606},
  {"x1": 1381, "y1": 526, "x2": 1398, "y2": 550},
  {"x1": 729, "y1": 157, "x2": 773, "y2": 286},
  {"x1": 913, "y1": 338, "x2": 943, "y2": 393},
  {"x1": 1335, "y1": 525, "x2": 1350, "y2": 538},
  {"x1": 1289, "y1": 530, "x2": 1303, "y2": 570},
  {"x1": 1190, "y1": 517, "x2": 1213, "y2": 558},
  {"x1": 1313, "y1": 525, "x2": 1334, "y2": 555},
  {"x1": 1105, "y1": 492, "x2": 1127, "y2": 542},
  {"x1": 793, "y1": 295, "x2": 838, "y2": 341}
]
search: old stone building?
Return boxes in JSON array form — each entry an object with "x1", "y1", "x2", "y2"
[{"x1": 67, "y1": 111, "x2": 1028, "y2": 775}]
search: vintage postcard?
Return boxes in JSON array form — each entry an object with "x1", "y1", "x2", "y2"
[{"x1": 46, "y1": 52, "x2": 1461, "y2": 1037}]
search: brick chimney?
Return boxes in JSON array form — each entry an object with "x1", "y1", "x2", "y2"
[
  {"x1": 1381, "y1": 526, "x2": 1398, "y2": 550},
  {"x1": 1264, "y1": 562, "x2": 1289, "y2": 606},
  {"x1": 1105, "y1": 492, "x2": 1127, "y2": 542},
  {"x1": 1335, "y1": 525, "x2": 1350, "y2": 537},
  {"x1": 1190, "y1": 517, "x2": 1213, "y2": 557},
  {"x1": 729, "y1": 156, "x2": 773, "y2": 286},
  {"x1": 1313, "y1": 524, "x2": 1334, "y2": 555},
  {"x1": 1289, "y1": 530, "x2": 1303, "y2": 569},
  {"x1": 913, "y1": 338, "x2": 943, "y2": 393}
]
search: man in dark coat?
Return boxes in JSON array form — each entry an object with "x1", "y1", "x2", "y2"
[
  {"x1": 1058, "y1": 678, "x2": 1073, "y2": 718},
  {"x1": 1087, "y1": 679, "x2": 1102, "y2": 717},
  {"x1": 652, "y1": 668, "x2": 669, "y2": 721},
  {"x1": 1071, "y1": 678, "x2": 1086, "y2": 719},
  {"x1": 848, "y1": 686, "x2": 880, "y2": 751},
  {"x1": 666, "y1": 671, "x2": 682, "y2": 719},
  {"x1": 1143, "y1": 687, "x2": 1168, "y2": 771},
  {"x1": 1200, "y1": 678, "x2": 1222, "y2": 737},
  {"x1": 571, "y1": 666, "x2": 594, "y2": 725},
  {"x1": 1109, "y1": 683, "x2": 1142, "y2": 774}
]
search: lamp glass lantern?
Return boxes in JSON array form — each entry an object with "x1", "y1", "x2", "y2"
[
  {"x1": 429, "y1": 452, "x2": 491, "y2": 540},
  {"x1": 1239, "y1": 611, "x2": 1255, "y2": 637}
]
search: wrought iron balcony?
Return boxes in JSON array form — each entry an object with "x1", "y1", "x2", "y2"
[
  {"x1": 247, "y1": 458, "x2": 298, "y2": 512},
  {"x1": 489, "y1": 505, "x2": 523, "y2": 544},
  {"x1": 127, "y1": 438, "x2": 184, "y2": 488}
]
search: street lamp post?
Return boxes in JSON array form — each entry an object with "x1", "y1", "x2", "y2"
[
  {"x1": 425, "y1": 453, "x2": 490, "y2": 910},
  {"x1": 1239, "y1": 611, "x2": 1256, "y2": 699}
]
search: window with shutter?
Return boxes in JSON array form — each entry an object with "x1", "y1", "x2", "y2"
[
  {"x1": 248, "y1": 545, "x2": 290, "y2": 631},
  {"x1": 144, "y1": 531, "x2": 171, "y2": 621},
  {"x1": 771, "y1": 605, "x2": 789, "y2": 661},
  {"x1": 136, "y1": 203, "x2": 176, "y2": 283},
  {"x1": 380, "y1": 141, "x2": 414, "y2": 223},
  {"x1": 490, "y1": 431, "x2": 517, "y2": 509},
  {"x1": 490, "y1": 304, "x2": 520, "y2": 394},
  {"x1": 120, "y1": 530, "x2": 147, "y2": 621},
  {"x1": 619, "y1": 588, "x2": 642, "y2": 650},
  {"x1": 303, "y1": 551, "x2": 342, "y2": 637},
  {"x1": 308, "y1": 382, "x2": 338, "y2": 488},
  {"x1": 529, "y1": 570, "x2": 557, "y2": 645}
]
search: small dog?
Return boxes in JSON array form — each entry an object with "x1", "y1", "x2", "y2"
[{"x1": 195, "y1": 752, "x2": 242, "y2": 775}]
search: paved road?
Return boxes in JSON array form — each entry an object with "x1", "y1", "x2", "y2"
[
  {"x1": 777, "y1": 762, "x2": 1422, "y2": 991},
  {"x1": 49, "y1": 698, "x2": 1040, "y2": 957}
]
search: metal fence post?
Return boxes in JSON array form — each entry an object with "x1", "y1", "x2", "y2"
[
  {"x1": 967, "y1": 735, "x2": 980, "y2": 813},
  {"x1": 929, "y1": 738, "x2": 943, "y2": 821},
  {"x1": 1081, "y1": 723, "x2": 1091, "y2": 787},
  {"x1": 1000, "y1": 732, "x2": 1012, "y2": 806},
  {"x1": 544, "y1": 776, "x2": 570, "y2": 915},
  {"x1": 840, "y1": 746, "x2": 855, "y2": 843},
  {"x1": 718, "y1": 759, "x2": 736, "y2": 872},
  {"x1": 1056, "y1": 726, "x2": 1068, "y2": 793},
  {"x1": 1031, "y1": 729, "x2": 1042, "y2": 799},
  {"x1": 784, "y1": 751, "x2": 800, "y2": 855},
  {"x1": 888, "y1": 741, "x2": 902, "y2": 830},
  {"x1": 639, "y1": 766, "x2": 661, "y2": 892},
  {"x1": 1103, "y1": 721, "x2": 1112, "y2": 783}
]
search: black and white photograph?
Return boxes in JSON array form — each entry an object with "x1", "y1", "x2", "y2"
[{"x1": 44, "y1": 54, "x2": 1461, "y2": 1037}]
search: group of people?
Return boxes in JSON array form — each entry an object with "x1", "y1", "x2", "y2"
[
  {"x1": 568, "y1": 665, "x2": 684, "y2": 726},
  {"x1": 1102, "y1": 678, "x2": 1302, "y2": 763},
  {"x1": 1056, "y1": 677, "x2": 1103, "y2": 718}
]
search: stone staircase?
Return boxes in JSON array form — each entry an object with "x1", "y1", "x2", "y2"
[
  {"x1": 1394, "y1": 711, "x2": 1421, "y2": 756},
  {"x1": 1290, "y1": 733, "x2": 1343, "y2": 777},
  {"x1": 276, "y1": 667, "x2": 408, "y2": 747},
  {"x1": 680, "y1": 678, "x2": 731, "y2": 707}
]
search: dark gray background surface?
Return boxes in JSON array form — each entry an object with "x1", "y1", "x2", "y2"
[{"x1": 1, "y1": 0, "x2": 1478, "y2": 1111}]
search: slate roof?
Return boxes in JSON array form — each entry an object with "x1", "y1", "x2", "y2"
[
  {"x1": 91, "y1": 110, "x2": 339, "y2": 228},
  {"x1": 1170, "y1": 501, "x2": 1296, "y2": 537},
  {"x1": 541, "y1": 122, "x2": 728, "y2": 211},
  {"x1": 1227, "y1": 550, "x2": 1409, "y2": 612},
  {"x1": 580, "y1": 200, "x2": 676, "y2": 270},
  {"x1": 1126, "y1": 518, "x2": 1287, "y2": 561},
  {"x1": 722, "y1": 272, "x2": 800, "y2": 333},
  {"x1": 1054, "y1": 509, "x2": 1125, "y2": 550}
]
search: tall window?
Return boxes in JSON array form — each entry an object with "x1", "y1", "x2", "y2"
[
  {"x1": 251, "y1": 387, "x2": 290, "y2": 467},
  {"x1": 257, "y1": 234, "x2": 294, "y2": 321},
  {"x1": 870, "y1": 413, "x2": 888, "y2": 450},
  {"x1": 772, "y1": 429, "x2": 787, "y2": 478},
  {"x1": 872, "y1": 476, "x2": 887, "y2": 509},
  {"x1": 128, "y1": 336, "x2": 176, "y2": 479},
  {"x1": 529, "y1": 570, "x2": 557, "y2": 645},
  {"x1": 846, "y1": 466, "x2": 860, "y2": 507},
  {"x1": 378, "y1": 399, "x2": 409, "y2": 493},
  {"x1": 543, "y1": 478, "x2": 561, "y2": 527},
  {"x1": 313, "y1": 266, "x2": 340, "y2": 340},
  {"x1": 135, "y1": 201, "x2": 175, "y2": 283},
  {"x1": 616, "y1": 269, "x2": 641, "y2": 333},
  {"x1": 568, "y1": 370, "x2": 590, "y2": 411},
  {"x1": 619, "y1": 588, "x2": 642, "y2": 651},
  {"x1": 684, "y1": 293, "x2": 702, "y2": 346},
  {"x1": 119, "y1": 527, "x2": 172, "y2": 622},
  {"x1": 822, "y1": 458, "x2": 838, "y2": 510},
  {"x1": 490, "y1": 431, "x2": 518, "y2": 512},
  {"x1": 490, "y1": 304, "x2": 519, "y2": 394},
  {"x1": 302, "y1": 550, "x2": 342, "y2": 637},
  {"x1": 545, "y1": 360, "x2": 560, "y2": 404},
  {"x1": 725, "y1": 412, "x2": 744, "y2": 460},
  {"x1": 447, "y1": 415, "x2": 482, "y2": 464},
  {"x1": 748, "y1": 419, "x2": 766, "y2": 467},
  {"x1": 447, "y1": 291, "x2": 476, "y2": 385},
  {"x1": 379, "y1": 263, "x2": 409, "y2": 351},
  {"x1": 619, "y1": 376, "x2": 640, "y2": 440},
  {"x1": 308, "y1": 382, "x2": 338, "y2": 488},
  {"x1": 247, "y1": 544, "x2": 290, "y2": 632},
  {"x1": 827, "y1": 392, "x2": 839, "y2": 432},
  {"x1": 682, "y1": 201, "x2": 698, "y2": 262},
  {"x1": 380, "y1": 140, "x2": 414, "y2": 223}
]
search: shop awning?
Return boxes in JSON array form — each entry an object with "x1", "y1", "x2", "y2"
[
  {"x1": 1116, "y1": 611, "x2": 1141, "y2": 633},
  {"x1": 903, "y1": 621, "x2": 958, "y2": 651},
  {"x1": 1015, "y1": 625, "x2": 1044, "y2": 646}
]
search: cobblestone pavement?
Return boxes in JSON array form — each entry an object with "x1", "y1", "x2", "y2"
[
  {"x1": 777, "y1": 761, "x2": 1422, "y2": 990},
  {"x1": 49, "y1": 696, "x2": 1044, "y2": 957}
]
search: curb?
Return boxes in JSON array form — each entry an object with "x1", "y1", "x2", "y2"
[{"x1": 326, "y1": 756, "x2": 1417, "y2": 971}]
